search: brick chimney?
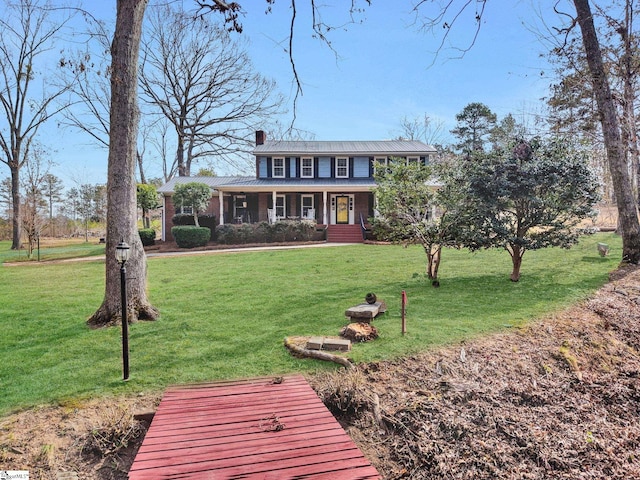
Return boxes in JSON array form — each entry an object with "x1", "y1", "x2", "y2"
[{"x1": 255, "y1": 130, "x2": 266, "y2": 146}]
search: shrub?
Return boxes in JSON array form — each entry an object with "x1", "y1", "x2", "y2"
[
  {"x1": 172, "y1": 213, "x2": 195, "y2": 226},
  {"x1": 213, "y1": 220, "x2": 318, "y2": 245},
  {"x1": 138, "y1": 228, "x2": 156, "y2": 246},
  {"x1": 171, "y1": 226, "x2": 210, "y2": 248},
  {"x1": 237, "y1": 224, "x2": 255, "y2": 244},
  {"x1": 172, "y1": 213, "x2": 216, "y2": 240},
  {"x1": 215, "y1": 224, "x2": 238, "y2": 245}
]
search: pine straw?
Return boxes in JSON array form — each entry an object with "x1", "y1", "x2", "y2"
[{"x1": 310, "y1": 265, "x2": 640, "y2": 479}]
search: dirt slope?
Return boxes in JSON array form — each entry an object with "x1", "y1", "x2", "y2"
[{"x1": 2, "y1": 266, "x2": 640, "y2": 479}]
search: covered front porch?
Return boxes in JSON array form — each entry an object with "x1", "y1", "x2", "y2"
[{"x1": 215, "y1": 181, "x2": 375, "y2": 229}]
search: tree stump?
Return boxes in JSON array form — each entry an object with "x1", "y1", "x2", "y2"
[{"x1": 340, "y1": 322, "x2": 379, "y2": 342}]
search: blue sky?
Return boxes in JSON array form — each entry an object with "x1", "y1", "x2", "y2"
[{"x1": 42, "y1": 0, "x2": 558, "y2": 185}]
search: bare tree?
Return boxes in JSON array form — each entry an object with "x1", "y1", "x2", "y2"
[
  {"x1": 572, "y1": 0, "x2": 640, "y2": 262},
  {"x1": 547, "y1": 1, "x2": 640, "y2": 206},
  {"x1": 60, "y1": 14, "x2": 112, "y2": 149},
  {"x1": 0, "y1": 177, "x2": 13, "y2": 220},
  {"x1": 88, "y1": 0, "x2": 159, "y2": 327},
  {"x1": 140, "y1": 4, "x2": 283, "y2": 177},
  {"x1": 394, "y1": 114, "x2": 446, "y2": 146},
  {"x1": 0, "y1": 0, "x2": 76, "y2": 249},
  {"x1": 21, "y1": 145, "x2": 49, "y2": 257}
]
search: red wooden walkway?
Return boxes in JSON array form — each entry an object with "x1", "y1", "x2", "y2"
[{"x1": 128, "y1": 375, "x2": 380, "y2": 479}]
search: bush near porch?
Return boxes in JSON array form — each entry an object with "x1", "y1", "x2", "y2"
[
  {"x1": 172, "y1": 213, "x2": 217, "y2": 240},
  {"x1": 215, "y1": 220, "x2": 320, "y2": 244}
]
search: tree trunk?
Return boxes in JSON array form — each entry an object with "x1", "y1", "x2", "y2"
[
  {"x1": 617, "y1": 0, "x2": 640, "y2": 205},
  {"x1": 509, "y1": 244, "x2": 524, "y2": 282},
  {"x1": 10, "y1": 164, "x2": 20, "y2": 250},
  {"x1": 573, "y1": 0, "x2": 640, "y2": 263},
  {"x1": 88, "y1": 0, "x2": 158, "y2": 327},
  {"x1": 425, "y1": 244, "x2": 442, "y2": 286}
]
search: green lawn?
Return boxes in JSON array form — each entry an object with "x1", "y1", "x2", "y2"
[
  {"x1": 0, "y1": 233, "x2": 621, "y2": 415},
  {"x1": 0, "y1": 239, "x2": 105, "y2": 263}
]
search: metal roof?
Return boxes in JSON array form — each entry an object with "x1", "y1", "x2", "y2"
[
  {"x1": 158, "y1": 176, "x2": 377, "y2": 194},
  {"x1": 157, "y1": 176, "x2": 255, "y2": 194},
  {"x1": 253, "y1": 139, "x2": 436, "y2": 156}
]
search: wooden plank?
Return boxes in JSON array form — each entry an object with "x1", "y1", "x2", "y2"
[
  {"x1": 130, "y1": 444, "x2": 364, "y2": 478},
  {"x1": 128, "y1": 374, "x2": 380, "y2": 479}
]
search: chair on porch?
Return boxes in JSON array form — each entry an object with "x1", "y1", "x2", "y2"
[
  {"x1": 267, "y1": 208, "x2": 277, "y2": 224},
  {"x1": 305, "y1": 208, "x2": 315, "y2": 221}
]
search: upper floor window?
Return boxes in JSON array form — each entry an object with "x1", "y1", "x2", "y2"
[
  {"x1": 373, "y1": 156, "x2": 388, "y2": 174},
  {"x1": 336, "y1": 157, "x2": 349, "y2": 178},
  {"x1": 272, "y1": 157, "x2": 285, "y2": 178},
  {"x1": 301, "y1": 157, "x2": 314, "y2": 178}
]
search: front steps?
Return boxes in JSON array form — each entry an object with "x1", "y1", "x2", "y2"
[{"x1": 326, "y1": 224, "x2": 364, "y2": 243}]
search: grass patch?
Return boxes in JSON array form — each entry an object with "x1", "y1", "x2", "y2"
[
  {"x1": 0, "y1": 232, "x2": 621, "y2": 414},
  {"x1": 0, "y1": 239, "x2": 105, "y2": 263}
]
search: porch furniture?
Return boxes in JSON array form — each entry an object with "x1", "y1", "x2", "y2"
[
  {"x1": 267, "y1": 208, "x2": 276, "y2": 224},
  {"x1": 305, "y1": 208, "x2": 315, "y2": 220}
]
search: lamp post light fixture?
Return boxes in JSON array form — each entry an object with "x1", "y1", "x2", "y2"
[{"x1": 116, "y1": 240, "x2": 130, "y2": 381}]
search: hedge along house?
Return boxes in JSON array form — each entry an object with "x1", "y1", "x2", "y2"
[{"x1": 158, "y1": 131, "x2": 437, "y2": 243}]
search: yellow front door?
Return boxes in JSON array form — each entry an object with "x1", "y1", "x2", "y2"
[{"x1": 336, "y1": 195, "x2": 349, "y2": 224}]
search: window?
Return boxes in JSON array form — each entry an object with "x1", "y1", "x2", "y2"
[
  {"x1": 301, "y1": 157, "x2": 314, "y2": 178},
  {"x1": 373, "y1": 156, "x2": 388, "y2": 174},
  {"x1": 275, "y1": 195, "x2": 286, "y2": 218},
  {"x1": 301, "y1": 194, "x2": 314, "y2": 218},
  {"x1": 336, "y1": 157, "x2": 349, "y2": 178},
  {"x1": 407, "y1": 156, "x2": 420, "y2": 165},
  {"x1": 178, "y1": 205, "x2": 193, "y2": 215},
  {"x1": 272, "y1": 157, "x2": 285, "y2": 178}
]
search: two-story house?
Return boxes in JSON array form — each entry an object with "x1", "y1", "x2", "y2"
[{"x1": 158, "y1": 130, "x2": 437, "y2": 242}]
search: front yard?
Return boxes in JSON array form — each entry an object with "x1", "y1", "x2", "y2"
[{"x1": 0, "y1": 233, "x2": 621, "y2": 415}]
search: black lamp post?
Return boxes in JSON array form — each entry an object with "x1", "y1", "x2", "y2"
[{"x1": 115, "y1": 240, "x2": 130, "y2": 381}]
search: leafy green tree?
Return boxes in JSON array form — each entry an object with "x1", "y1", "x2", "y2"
[
  {"x1": 373, "y1": 159, "x2": 458, "y2": 285},
  {"x1": 451, "y1": 102, "x2": 497, "y2": 154},
  {"x1": 172, "y1": 182, "x2": 211, "y2": 228},
  {"x1": 490, "y1": 113, "x2": 527, "y2": 152},
  {"x1": 447, "y1": 138, "x2": 600, "y2": 282},
  {"x1": 137, "y1": 183, "x2": 159, "y2": 229}
]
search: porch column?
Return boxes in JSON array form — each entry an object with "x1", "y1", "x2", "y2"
[
  {"x1": 272, "y1": 191, "x2": 277, "y2": 218},
  {"x1": 219, "y1": 191, "x2": 224, "y2": 225},
  {"x1": 322, "y1": 191, "x2": 328, "y2": 225}
]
